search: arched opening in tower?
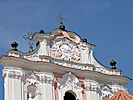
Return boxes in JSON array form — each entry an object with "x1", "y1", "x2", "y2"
[{"x1": 64, "y1": 92, "x2": 76, "y2": 100}]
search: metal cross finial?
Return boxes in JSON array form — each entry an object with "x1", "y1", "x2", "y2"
[
  {"x1": 56, "y1": 12, "x2": 66, "y2": 24},
  {"x1": 23, "y1": 32, "x2": 34, "y2": 52}
]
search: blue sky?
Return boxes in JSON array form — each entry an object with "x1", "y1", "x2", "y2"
[{"x1": 0, "y1": 0, "x2": 133, "y2": 99}]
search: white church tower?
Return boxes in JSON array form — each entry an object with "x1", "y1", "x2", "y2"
[{"x1": 0, "y1": 23, "x2": 131, "y2": 100}]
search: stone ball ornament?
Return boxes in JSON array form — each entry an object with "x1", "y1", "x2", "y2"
[{"x1": 83, "y1": 38, "x2": 87, "y2": 42}]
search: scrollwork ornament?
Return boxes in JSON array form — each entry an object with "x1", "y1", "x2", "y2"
[
  {"x1": 39, "y1": 75, "x2": 55, "y2": 84},
  {"x1": 8, "y1": 70, "x2": 24, "y2": 79},
  {"x1": 85, "y1": 83, "x2": 100, "y2": 92},
  {"x1": 94, "y1": 67, "x2": 111, "y2": 75},
  {"x1": 51, "y1": 38, "x2": 80, "y2": 61},
  {"x1": 100, "y1": 85, "x2": 113, "y2": 98}
]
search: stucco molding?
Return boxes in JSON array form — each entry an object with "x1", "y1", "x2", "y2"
[
  {"x1": 100, "y1": 85, "x2": 113, "y2": 98},
  {"x1": 3, "y1": 69, "x2": 24, "y2": 79},
  {"x1": 84, "y1": 82, "x2": 100, "y2": 91},
  {"x1": 57, "y1": 72, "x2": 83, "y2": 100},
  {"x1": 39, "y1": 75, "x2": 55, "y2": 84},
  {"x1": 51, "y1": 38, "x2": 81, "y2": 62}
]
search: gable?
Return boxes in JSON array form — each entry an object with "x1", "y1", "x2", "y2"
[{"x1": 5, "y1": 29, "x2": 122, "y2": 76}]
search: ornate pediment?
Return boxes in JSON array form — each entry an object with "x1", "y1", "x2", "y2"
[
  {"x1": 6, "y1": 28, "x2": 122, "y2": 76},
  {"x1": 57, "y1": 72, "x2": 83, "y2": 91},
  {"x1": 25, "y1": 72, "x2": 40, "y2": 85},
  {"x1": 24, "y1": 72, "x2": 54, "y2": 85}
]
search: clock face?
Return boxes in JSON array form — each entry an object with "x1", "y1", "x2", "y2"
[{"x1": 51, "y1": 38, "x2": 80, "y2": 62}]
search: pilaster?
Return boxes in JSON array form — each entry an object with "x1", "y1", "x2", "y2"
[{"x1": 3, "y1": 69, "x2": 23, "y2": 100}]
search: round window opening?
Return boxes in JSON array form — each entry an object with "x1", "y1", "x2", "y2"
[{"x1": 64, "y1": 91, "x2": 76, "y2": 100}]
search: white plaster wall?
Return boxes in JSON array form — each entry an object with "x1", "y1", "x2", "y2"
[
  {"x1": 41, "y1": 82, "x2": 46, "y2": 100},
  {"x1": 7, "y1": 77, "x2": 22, "y2": 100},
  {"x1": 4, "y1": 76, "x2": 8, "y2": 100},
  {"x1": 45, "y1": 83, "x2": 54, "y2": 100},
  {"x1": 13, "y1": 79, "x2": 22, "y2": 100},
  {"x1": 85, "y1": 90, "x2": 91, "y2": 100},
  {"x1": 89, "y1": 91, "x2": 99, "y2": 100}
]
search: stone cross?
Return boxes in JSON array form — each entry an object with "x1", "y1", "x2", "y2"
[{"x1": 56, "y1": 12, "x2": 66, "y2": 24}]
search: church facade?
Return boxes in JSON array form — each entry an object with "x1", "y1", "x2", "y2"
[{"x1": 0, "y1": 23, "x2": 131, "y2": 100}]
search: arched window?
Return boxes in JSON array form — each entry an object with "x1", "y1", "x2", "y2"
[{"x1": 64, "y1": 91, "x2": 76, "y2": 100}]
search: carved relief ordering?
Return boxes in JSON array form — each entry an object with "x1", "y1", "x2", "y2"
[{"x1": 51, "y1": 38, "x2": 80, "y2": 62}]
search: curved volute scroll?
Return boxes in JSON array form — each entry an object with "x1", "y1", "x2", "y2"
[
  {"x1": 51, "y1": 29, "x2": 81, "y2": 43},
  {"x1": 55, "y1": 30, "x2": 76, "y2": 43}
]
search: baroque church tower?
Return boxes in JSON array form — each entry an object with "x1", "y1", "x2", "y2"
[{"x1": 0, "y1": 23, "x2": 131, "y2": 100}]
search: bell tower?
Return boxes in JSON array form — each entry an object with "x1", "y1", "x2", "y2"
[{"x1": 0, "y1": 23, "x2": 131, "y2": 100}]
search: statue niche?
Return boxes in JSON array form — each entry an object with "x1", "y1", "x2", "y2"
[
  {"x1": 27, "y1": 85, "x2": 36, "y2": 100},
  {"x1": 24, "y1": 72, "x2": 42, "y2": 100},
  {"x1": 26, "y1": 84, "x2": 41, "y2": 100}
]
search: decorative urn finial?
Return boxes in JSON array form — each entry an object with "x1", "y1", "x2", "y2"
[
  {"x1": 110, "y1": 60, "x2": 117, "y2": 69},
  {"x1": 11, "y1": 42, "x2": 18, "y2": 51}
]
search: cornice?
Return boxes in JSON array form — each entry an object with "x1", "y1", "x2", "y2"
[
  {"x1": 39, "y1": 55, "x2": 95, "y2": 68},
  {"x1": 0, "y1": 56, "x2": 131, "y2": 84}
]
